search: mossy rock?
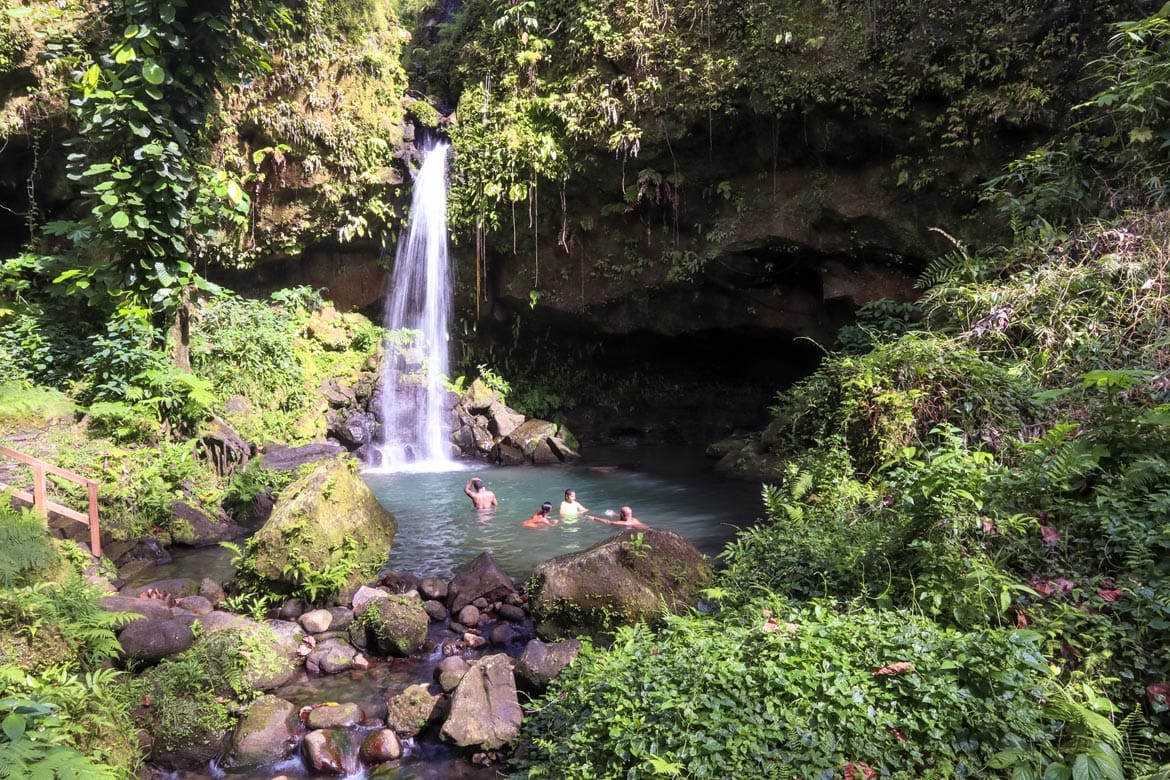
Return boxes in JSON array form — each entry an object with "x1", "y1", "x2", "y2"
[
  {"x1": 242, "y1": 455, "x2": 396, "y2": 590},
  {"x1": 361, "y1": 596, "x2": 428, "y2": 657},
  {"x1": 528, "y1": 528, "x2": 713, "y2": 642}
]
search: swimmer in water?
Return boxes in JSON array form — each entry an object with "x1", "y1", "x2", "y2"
[
  {"x1": 521, "y1": 502, "x2": 557, "y2": 528},
  {"x1": 589, "y1": 505, "x2": 648, "y2": 529},
  {"x1": 464, "y1": 477, "x2": 498, "y2": 510},
  {"x1": 559, "y1": 488, "x2": 588, "y2": 518}
]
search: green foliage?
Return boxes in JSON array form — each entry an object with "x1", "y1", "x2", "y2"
[
  {"x1": 0, "y1": 508, "x2": 59, "y2": 589},
  {"x1": 123, "y1": 632, "x2": 263, "y2": 759},
  {"x1": 224, "y1": 533, "x2": 366, "y2": 608},
  {"x1": 220, "y1": 461, "x2": 296, "y2": 522},
  {"x1": 984, "y1": 12, "x2": 1170, "y2": 230},
  {"x1": 835, "y1": 298, "x2": 921, "y2": 354},
  {"x1": 769, "y1": 333, "x2": 1038, "y2": 473},
  {"x1": 0, "y1": 692, "x2": 126, "y2": 780},
  {"x1": 45, "y1": 0, "x2": 288, "y2": 313},
  {"x1": 516, "y1": 602, "x2": 1061, "y2": 778},
  {"x1": 0, "y1": 382, "x2": 74, "y2": 428}
]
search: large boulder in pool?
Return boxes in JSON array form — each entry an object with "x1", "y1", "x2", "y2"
[
  {"x1": 239, "y1": 455, "x2": 396, "y2": 592},
  {"x1": 528, "y1": 528, "x2": 713, "y2": 641}
]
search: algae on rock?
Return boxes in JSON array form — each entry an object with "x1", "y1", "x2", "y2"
[{"x1": 239, "y1": 455, "x2": 396, "y2": 595}]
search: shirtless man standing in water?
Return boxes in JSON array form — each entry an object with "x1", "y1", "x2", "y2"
[
  {"x1": 464, "y1": 477, "x2": 498, "y2": 510},
  {"x1": 589, "y1": 505, "x2": 648, "y2": 529}
]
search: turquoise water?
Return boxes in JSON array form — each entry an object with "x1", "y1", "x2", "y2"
[{"x1": 363, "y1": 445, "x2": 764, "y2": 581}]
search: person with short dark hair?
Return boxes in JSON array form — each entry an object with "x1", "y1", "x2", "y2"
[
  {"x1": 464, "y1": 477, "x2": 498, "y2": 510},
  {"x1": 521, "y1": 501, "x2": 557, "y2": 528},
  {"x1": 589, "y1": 505, "x2": 647, "y2": 529}
]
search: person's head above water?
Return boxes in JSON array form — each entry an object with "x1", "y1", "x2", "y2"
[
  {"x1": 541, "y1": 502, "x2": 553, "y2": 516},
  {"x1": 471, "y1": 478, "x2": 484, "y2": 492},
  {"x1": 619, "y1": 505, "x2": 633, "y2": 519},
  {"x1": 564, "y1": 489, "x2": 576, "y2": 500}
]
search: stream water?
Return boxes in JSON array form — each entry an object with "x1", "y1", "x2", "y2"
[{"x1": 140, "y1": 445, "x2": 763, "y2": 779}]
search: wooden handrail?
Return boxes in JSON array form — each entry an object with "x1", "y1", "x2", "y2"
[{"x1": 0, "y1": 444, "x2": 102, "y2": 557}]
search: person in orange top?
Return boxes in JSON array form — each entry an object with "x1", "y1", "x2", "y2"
[{"x1": 521, "y1": 502, "x2": 557, "y2": 528}]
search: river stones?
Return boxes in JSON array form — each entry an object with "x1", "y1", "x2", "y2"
[
  {"x1": 385, "y1": 683, "x2": 448, "y2": 737},
  {"x1": 440, "y1": 653, "x2": 522, "y2": 749},
  {"x1": 223, "y1": 695, "x2": 299, "y2": 770},
  {"x1": 447, "y1": 552, "x2": 516, "y2": 613}
]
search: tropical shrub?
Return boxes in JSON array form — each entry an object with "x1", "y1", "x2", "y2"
[{"x1": 516, "y1": 601, "x2": 1095, "y2": 779}]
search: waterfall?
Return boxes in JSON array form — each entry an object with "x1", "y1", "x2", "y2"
[{"x1": 377, "y1": 143, "x2": 453, "y2": 467}]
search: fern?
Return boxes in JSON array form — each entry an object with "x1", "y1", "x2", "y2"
[{"x1": 0, "y1": 507, "x2": 58, "y2": 588}]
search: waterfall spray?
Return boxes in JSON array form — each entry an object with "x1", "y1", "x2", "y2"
[{"x1": 377, "y1": 143, "x2": 452, "y2": 467}]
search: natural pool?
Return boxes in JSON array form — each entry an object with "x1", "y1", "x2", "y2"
[
  {"x1": 137, "y1": 445, "x2": 764, "y2": 779},
  {"x1": 362, "y1": 444, "x2": 765, "y2": 581}
]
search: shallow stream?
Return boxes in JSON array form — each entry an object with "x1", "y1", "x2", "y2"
[{"x1": 143, "y1": 445, "x2": 764, "y2": 779}]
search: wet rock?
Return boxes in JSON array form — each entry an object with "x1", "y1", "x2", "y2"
[
  {"x1": 435, "y1": 656, "x2": 471, "y2": 692},
  {"x1": 360, "y1": 729, "x2": 403, "y2": 763},
  {"x1": 497, "y1": 603, "x2": 526, "y2": 622},
  {"x1": 118, "y1": 619, "x2": 194, "y2": 664},
  {"x1": 364, "y1": 597, "x2": 428, "y2": 657},
  {"x1": 279, "y1": 598, "x2": 308, "y2": 620},
  {"x1": 101, "y1": 595, "x2": 173, "y2": 622},
  {"x1": 307, "y1": 638, "x2": 359, "y2": 675},
  {"x1": 447, "y1": 553, "x2": 516, "y2": 614},
  {"x1": 489, "y1": 623, "x2": 515, "y2": 646},
  {"x1": 385, "y1": 683, "x2": 447, "y2": 738},
  {"x1": 300, "y1": 608, "x2": 333, "y2": 633},
  {"x1": 302, "y1": 728, "x2": 361, "y2": 776},
  {"x1": 515, "y1": 639, "x2": 582, "y2": 693},
  {"x1": 306, "y1": 702, "x2": 364, "y2": 729},
  {"x1": 419, "y1": 577, "x2": 448, "y2": 601},
  {"x1": 423, "y1": 600, "x2": 448, "y2": 622},
  {"x1": 379, "y1": 570, "x2": 421, "y2": 594},
  {"x1": 440, "y1": 653, "x2": 522, "y2": 749},
  {"x1": 456, "y1": 604, "x2": 480, "y2": 627},
  {"x1": 224, "y1": 695, "x2": 298, "y2": 770}
]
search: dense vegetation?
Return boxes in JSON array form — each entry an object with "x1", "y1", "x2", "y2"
[
  {"x1": 1, "y1": 0, "x2": 1170, "y2": 777},
  {"x1": 514, "y1": 12, "x2": 1170, "y2": 779}
]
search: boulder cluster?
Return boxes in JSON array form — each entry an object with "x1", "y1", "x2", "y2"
[
  {"x1": 322, "y1": 374, "x2": 581, "y2": 468},
  {"x1": 105, "y1": 552, "x2": 582, "y2": 775}
]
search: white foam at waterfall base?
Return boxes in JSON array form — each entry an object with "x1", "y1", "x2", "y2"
[{"x1": 377, "y1": 143, "x2": 454, "y2": 468}]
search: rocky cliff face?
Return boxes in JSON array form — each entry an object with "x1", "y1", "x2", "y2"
[{"x1": 1, "y1": 0, "x2": 1147, "y2": 445}]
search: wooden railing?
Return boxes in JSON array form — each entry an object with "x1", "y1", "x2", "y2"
[{"x1": 0, "y1": 445, "x2": 102, "y2": 557}]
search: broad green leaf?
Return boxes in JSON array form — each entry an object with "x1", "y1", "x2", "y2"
[
  {"x1": 110, "y1": 211, "x2": 131, "y2": 229},
  {"x1": 225, "y1": 180, "x2": 244, "y2": 205},
  {"x1": 141, "y1": 59, "x2": 166, "y2": 85},
  {"x1": 2, "y1": 713, "x2": 26, "y2": 741},
  {"x1": 123, "y1": 24, "x2": 139, "y2": 38}
]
